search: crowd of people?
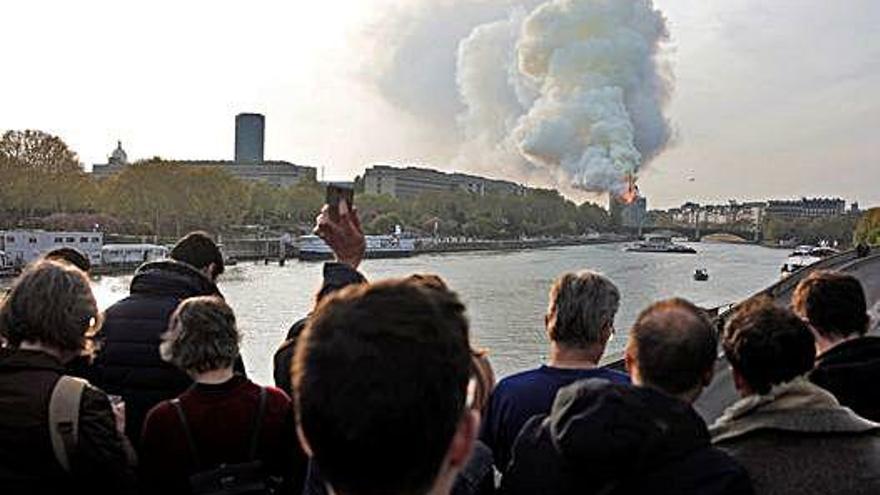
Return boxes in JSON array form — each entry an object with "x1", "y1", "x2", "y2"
[{"x1": 1, "y1": 199, "x2": 879, "y2": 495}]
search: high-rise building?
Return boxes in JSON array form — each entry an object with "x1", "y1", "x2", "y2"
[{"x1": 234, "y1": 113, "x2": 265, "y2": 164}]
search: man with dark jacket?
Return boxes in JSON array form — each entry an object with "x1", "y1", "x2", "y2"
[
  {"x1": 502, "y1": 298, "x2": 753, "y2": 495},
  {"x1": 792, "y1": 270, "x2": 880, "y2": 421},
  {"x1": 711, "y1": 298, "x2": 880, "y2": 495},
  {"x1": 90, "y1": 231, "x2": 244, "y2": 447}
]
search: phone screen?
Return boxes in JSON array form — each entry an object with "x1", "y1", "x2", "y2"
[{"x1": 326, "y1": 184, "x2": 355, "y2": 221}]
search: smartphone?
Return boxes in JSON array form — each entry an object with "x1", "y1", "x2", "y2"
[{"x1": 326, "y1": 183, "x2": 355, "y2": 222}]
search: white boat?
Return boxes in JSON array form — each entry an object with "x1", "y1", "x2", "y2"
[
  {"x1": 0, "y1": 230, "x2": 104, "y2": 268},
  {"x1": 297, "y1": 235, "x2": 415, "y2": 261},
  {"x1": 625, "y1": 234, "x2": 697, "y2": 254},
  {"x1": 780, "y1": 245, "x2": 839, "y2": 278},
  {"x1": 102, "y1": 244, "x2": 169, "y2": 266}
]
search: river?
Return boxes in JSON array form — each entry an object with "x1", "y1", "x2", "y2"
[{"x1": 85, "y1": 242, "x2": 788, "y2": 385}]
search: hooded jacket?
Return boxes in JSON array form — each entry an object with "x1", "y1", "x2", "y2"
[
  {"x1": 90, "y1": 259, "x2": 244, "y2": 447},
  {"x1": 809, "y1": 336, "x2": 880, "y2": 422},
  {"x1": 710, "y1": 377, "x2": 880, "y2": 495},
  {"x1": 501, "y1": 379, "x2": 753, "y2": 495}
]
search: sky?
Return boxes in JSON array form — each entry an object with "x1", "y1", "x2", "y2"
[{"x1": 1, "y1": 0, "x2": 878, "y2": 209}]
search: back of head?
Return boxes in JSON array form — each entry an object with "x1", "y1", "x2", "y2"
[
  {"x1": 0, "y1": 260, "x2": 98, "y2": 354},
  {"x1": 627, "y1": 298, "x2": 717, "y2": 397},
  {"x1": 44, "y1": 246, "x2": 91, "y2": 273},
  {"x1": 293, "y1": 278, "x2": 472, "y2": 495},
  {"x1": 792, "y1": 270, "x2": 869, "y2": 339},
  {"x1": 160, "y1": 296, "x2": 239, "y2": 374},
  {"x1": 546, "y1": 271, "x2": 620, "y2": 348},
  {"x1": 723, "y1": 298, "x2": 815, "y2": 395},
  {"x1": 170, "y1": 231, "x2": 224, "y2": 277}
]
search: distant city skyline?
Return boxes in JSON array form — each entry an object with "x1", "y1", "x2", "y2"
[{"x1": 1, "y1": 0, "x2": 877, "y2": 209}]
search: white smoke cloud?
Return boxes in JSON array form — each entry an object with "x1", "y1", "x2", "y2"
[
  {"x1": 364, "y1": 0, "x2": 673, "y2": 194},
  {"x1": 458, "y1": 0, "x2": 672, "y2": 194}
]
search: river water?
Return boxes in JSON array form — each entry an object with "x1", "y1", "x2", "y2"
[{"x1": 86, "y1": 242, "x2": 788, "y2": 385}]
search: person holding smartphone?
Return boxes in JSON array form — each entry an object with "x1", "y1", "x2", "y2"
[{"x1": 273, "y1": 189, "x2": 367, "y2": 397}]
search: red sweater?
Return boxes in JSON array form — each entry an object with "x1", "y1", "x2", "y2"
[{"x1": 139, "y1": 375, "x2": 306, "y2": 494}]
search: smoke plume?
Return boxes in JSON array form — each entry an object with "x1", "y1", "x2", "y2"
[
  {"x1": 365, "y1": 0, "x2": 673, "y2": 195},
  {"x1": 457, "y1": 0, "x2": 672, "y2": 194}
]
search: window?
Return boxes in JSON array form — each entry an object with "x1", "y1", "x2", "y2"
[
  {"x1": 80, "y1": 237, "x2": 89, "y2": 243},
  {"x1": 65, "y1": 237, "x2": 75, "y2": 243},
  {"x1": 29, "y1": 238, "x2": 37, "y2": 244},
  {"x1": 55, "y1": 237, "x2": 64, "y2": 243},
  {"x1": 92, "y1": 237, "x2": 100, "y2": 243},
  {"x1": 6, "y1": 237, "x2": 14, "y2": 243}
]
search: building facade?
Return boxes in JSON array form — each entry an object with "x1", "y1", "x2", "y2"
[
  {"x1": 610, "y1": 194, "x2": 648, "y2": 228},
  {"x1": 91, "y1": 114, "x2": 317, "y2": 187},
  {"x1": 363, "y1": 164, "x2": 527, "y2": 199},
  {"x1": 765, "y1": 198, "x2": 847, "y2": 219}
]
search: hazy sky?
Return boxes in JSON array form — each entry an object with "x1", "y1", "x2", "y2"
[{"x1": 1, "y1": 0, "x2": 878, "y2": 209}]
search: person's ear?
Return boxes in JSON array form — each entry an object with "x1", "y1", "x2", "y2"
[
  {"x1": 624, "y1": 343, "x2": 639, "y2": 382},
  {"x1": 447, "y1": 409, "x2": 479, "y2": 470},
  {"x1": 701, "y1": 365, "x2": 715, "y2": 388},
  {"x1": 731, "y1": 367, "x2": 752, "y2": 397},
  {"x1": 203, "y1": 262, "x2": 217, "y2": 281}
]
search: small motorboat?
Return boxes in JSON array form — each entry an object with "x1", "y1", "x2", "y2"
[{"x1": 694, "y1": 268, "x2": 709, "y2": 281}]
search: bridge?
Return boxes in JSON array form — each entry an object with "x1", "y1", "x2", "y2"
[{"x1": 606, "y1": 248, "x2": 880, "y2": 423}]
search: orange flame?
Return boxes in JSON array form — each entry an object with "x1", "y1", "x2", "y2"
[{"x1": 618, "y1": 173, "x2": 639, "y2": 205}]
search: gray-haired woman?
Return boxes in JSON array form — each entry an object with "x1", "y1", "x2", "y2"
[{"x1": 139, "y1": 295, "x2": 307, "y2": 494}]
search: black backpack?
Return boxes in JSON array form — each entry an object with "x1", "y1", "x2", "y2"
[{"x1": 171, "y1": 387, "x2": 281, "y2": 494}]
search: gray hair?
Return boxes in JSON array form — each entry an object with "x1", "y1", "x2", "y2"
[
  {"x1": 160, "y1": 296, "x2": 240, "y2": 373},
  {"x1": 546, "y1": 271, "x2": 620, "y2": 347}
]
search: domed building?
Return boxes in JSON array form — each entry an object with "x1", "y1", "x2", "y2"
[{"x1": 91, "y1": 140, "x2": 130, "y2": 178}]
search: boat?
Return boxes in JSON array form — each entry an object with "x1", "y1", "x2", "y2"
[
  {"x1": 101, "y1": 243, "x2": 168, "y2": 267},
  {"x1": 694, "y1": 268, "x2": 709, "y2": 281},
  {"x1": 625, "y1": 234, "x2": 697, "y2": 254},
  {"x1": 297, "y1": 234, "x2": 415, "y2": 261},
  {"x1": 780, "y1": 245, "x2": 839, "y2": 278}
]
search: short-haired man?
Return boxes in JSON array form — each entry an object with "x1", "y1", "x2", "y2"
[
  {"x1": 711, "y1": 298, "x2": 880, "y2": 495},
  {"x1": 44, "y1": 246, "x2": 92, "y2": 273},
  {"x1": 90, "y1": 231, "x2": 244, "y2": 447},
  {"x1": 792, "y1": 270, "x2": 880, "y2": 420},
  {"x1": 481, "y1": 271, "x2": 629, "y2": 470},
  {"x1": 293, "y1": 278, "x2": 477, "y2": 495},
  {"x1": 502, "y1": 299, "x2": 753, "y2": 495}
]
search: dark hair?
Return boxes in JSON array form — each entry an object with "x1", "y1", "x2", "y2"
[
  {"x1": 628, "y1": 298, "x2": 718, "y2": 395},
  {"x1": 0, "y1": 260, "x2": 99, "y2": 353},
  {"x1": 722, "y1": 298, "x2": 815, "y2": 395},
  {"x1": 293, "y1": 278, "x2": 472, "y2": 495},
  {"x1": 546, "y1": 271, "x2": 619, "y2": 347},
  {"x1": 44, "y1": 247, "x2": 91, "y2": 273},
  {"x1": 160, "y1": 296, "x2": 239, "y2": 374},
  {"x1": 792, "y1": 270, "x2": 869, "y2": 338},
  {"x1": 170, "y1": 231, "x2": 224, "y2": 277}
]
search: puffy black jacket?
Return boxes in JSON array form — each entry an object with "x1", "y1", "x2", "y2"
[
  {"x1": 809, "y1": 336, "x2": 880, "y2": 422},
  {"x1": 0, "y1": 349, "x2": 136, "y2": 494},
  {"x1": 501, "y1": 379, "x2": 753, "y2": 495},
  {"x1": 90, "y1": 260, "x2": 245, "y2": 447}
]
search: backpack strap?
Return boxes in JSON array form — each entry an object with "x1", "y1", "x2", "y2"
[
  {"x1": 247, "y1": 387, "x2": 268, "y2": 460},
  {"x1": 48, "y1": 376, "x2": 87, "y2": 472},
  {"x1": 171, "y1": 398, "x2": 203, "y2": 468}
]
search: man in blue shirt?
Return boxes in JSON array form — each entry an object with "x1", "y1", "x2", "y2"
[{"x1": 480, "y1": 271, "x2": 629, "y2": 471}]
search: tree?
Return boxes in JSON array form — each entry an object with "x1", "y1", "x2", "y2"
[
  {"x1": 854, "y1": 208, "x2": 880, "y2": 246},
  {"x1": 0, "y1": 130, "x2": 87, "y2": 218}
]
